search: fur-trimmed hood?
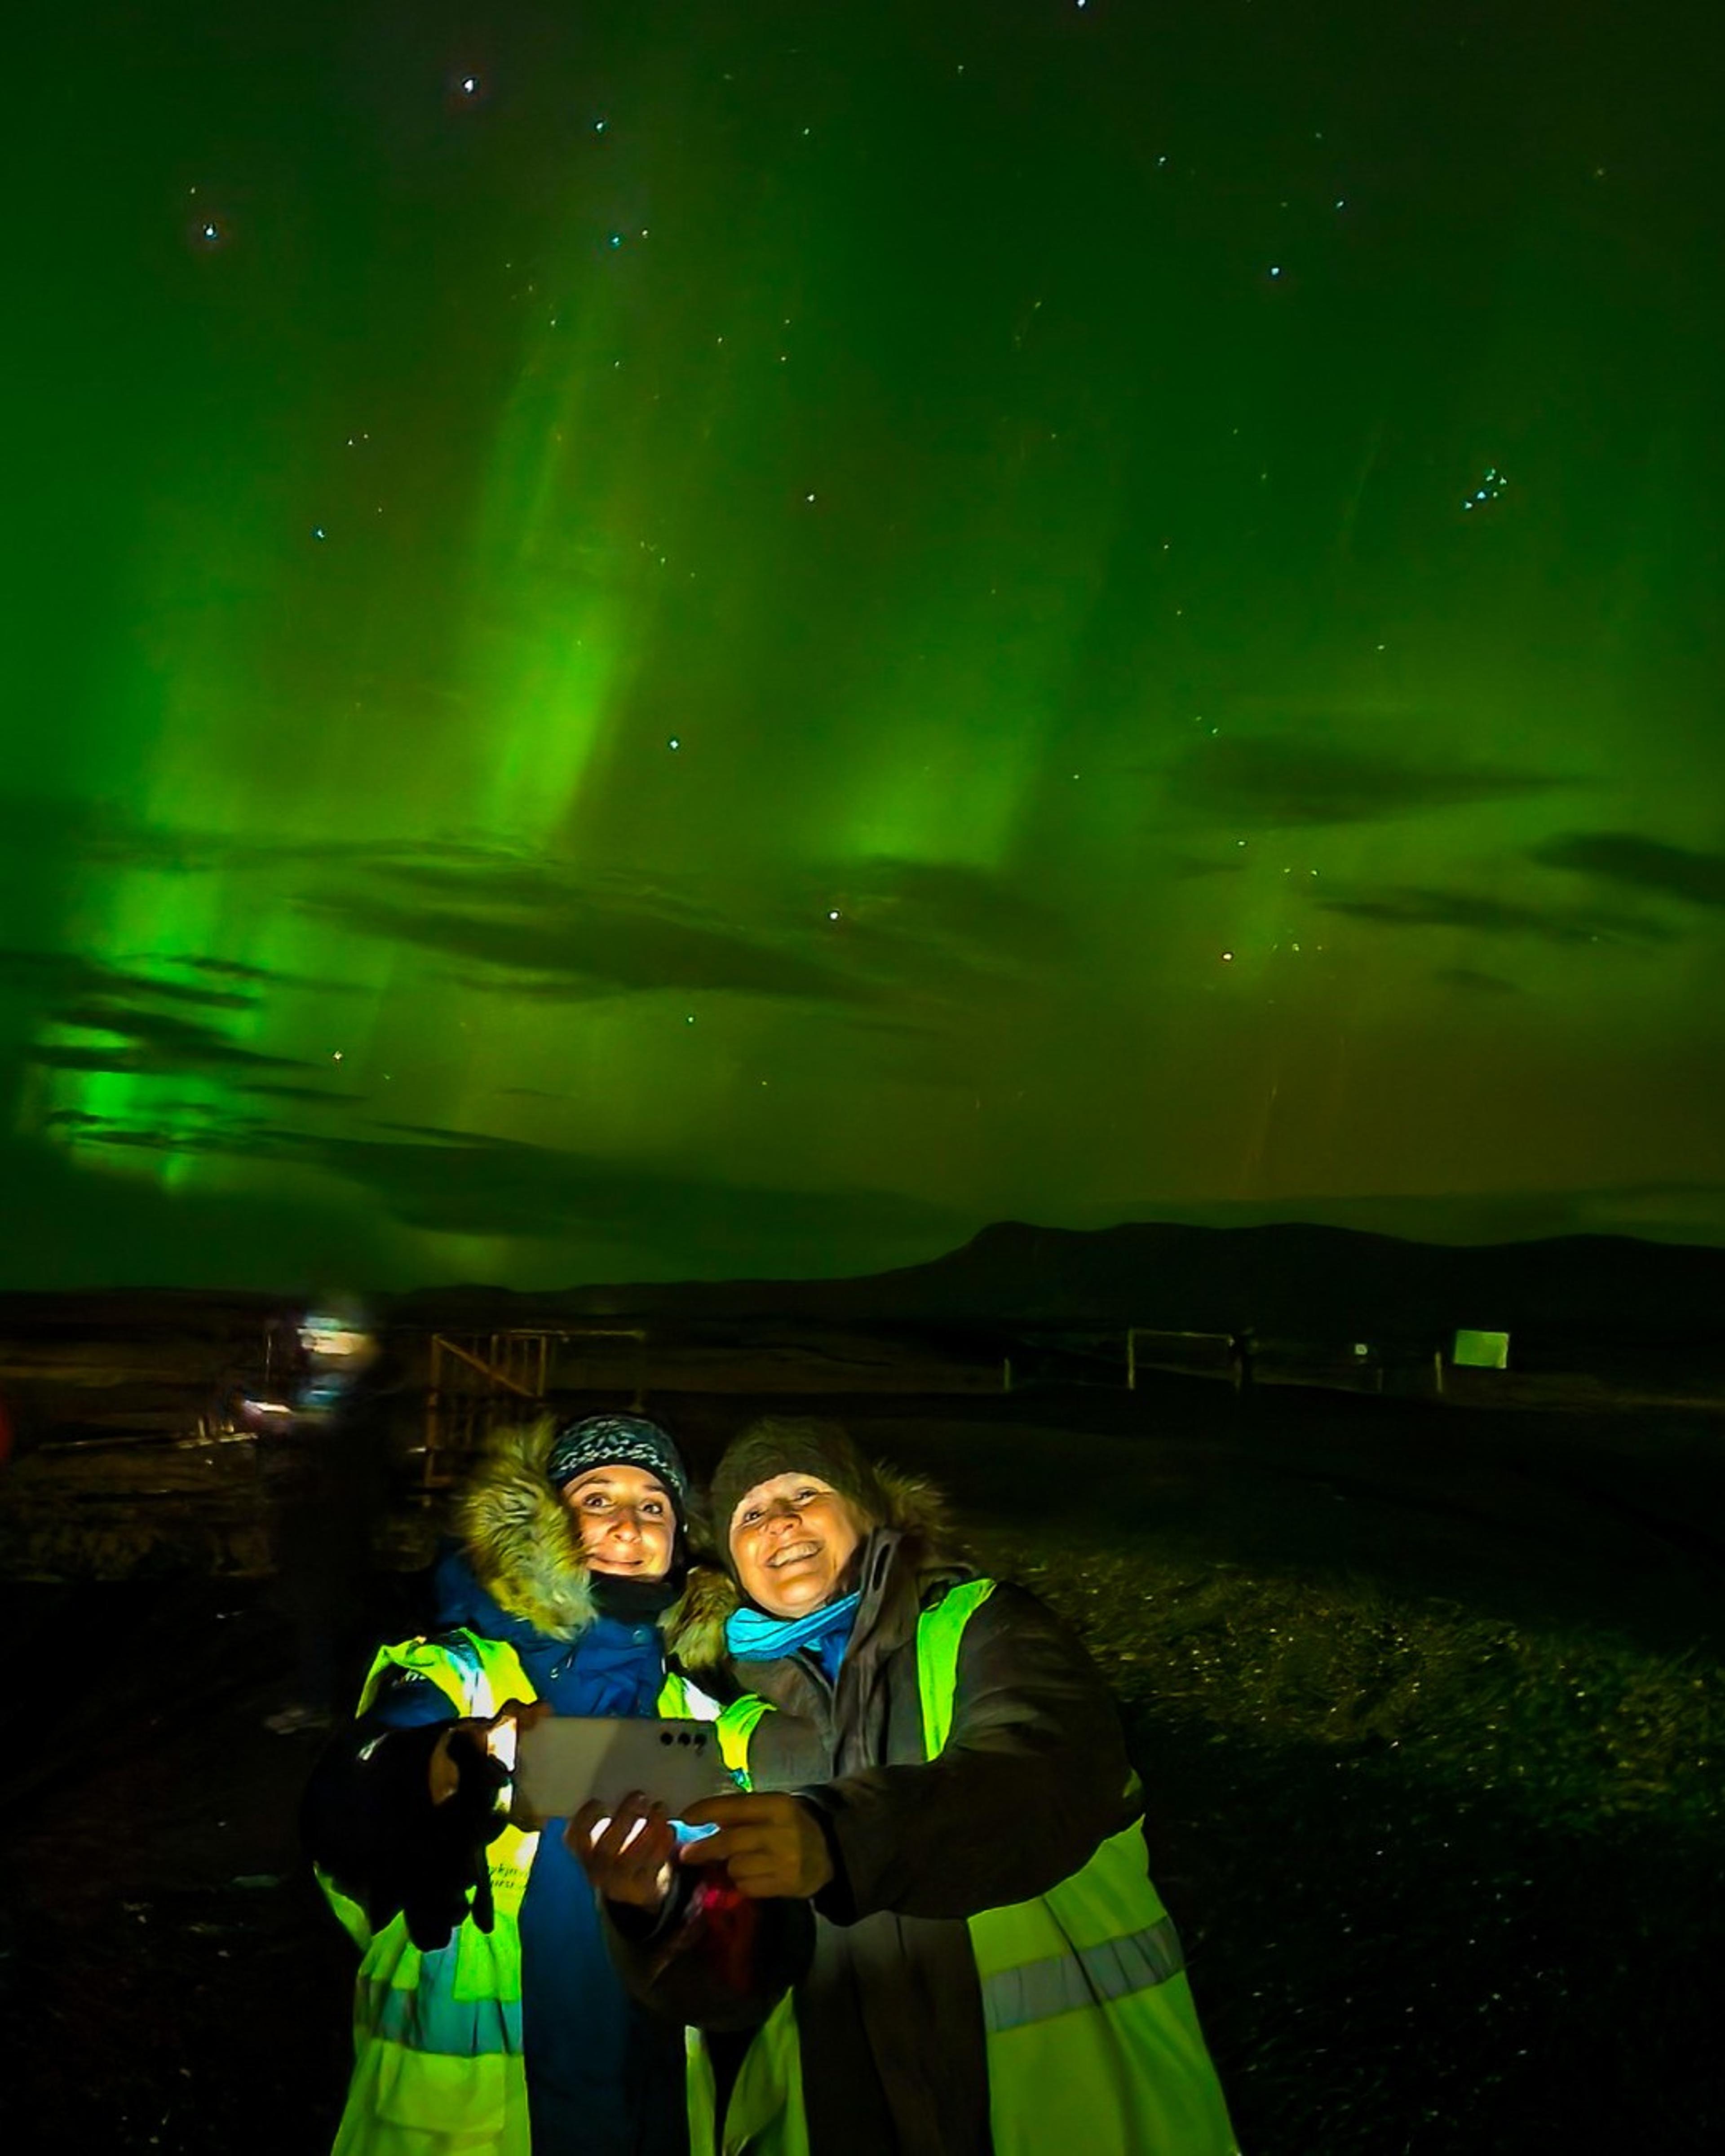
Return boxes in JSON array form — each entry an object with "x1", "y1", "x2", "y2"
[
  {"x1": 672, "y1": 1458, "x2": 970, "y2": 1671},
  {"x1": 442, "y1": 1416, "x2": 723, "y2": 1666}
]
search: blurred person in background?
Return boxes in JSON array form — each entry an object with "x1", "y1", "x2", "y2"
[
  {"x1": 258, "y1": 1302, "x2": 398, "y2": 1733},
  {"x1": 304, "y1": 1413, "x2": 727, "y2": 2156},
  {"x1": 576, "y1": 1415, "x2": 1237, "y2": 2156}
]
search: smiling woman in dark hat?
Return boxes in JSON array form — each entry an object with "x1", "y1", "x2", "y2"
[{"x1": 576, "y1": 1414, "x2": 1238, "y2": 2156}]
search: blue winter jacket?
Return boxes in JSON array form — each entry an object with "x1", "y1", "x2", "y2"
[
  {"x1": 308, "y1": 1529, "x2": 696, "y2": 2156},
  {"x1": 396, "y1": 1542, "x2": 686, "y2": 2153}
]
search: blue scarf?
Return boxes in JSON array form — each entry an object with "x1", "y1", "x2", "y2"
[{"x1": 727, "y1": 1590, "x2": 862, "y2": 1679}]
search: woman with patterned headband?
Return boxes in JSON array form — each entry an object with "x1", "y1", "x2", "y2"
[{"x1": 305, "y1": 1413, "x2": 728, "y2": 2156}]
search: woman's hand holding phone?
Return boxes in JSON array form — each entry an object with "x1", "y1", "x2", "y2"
[{"x1": 567, "y1": 1795, "x2": 678, "y2": 1910}]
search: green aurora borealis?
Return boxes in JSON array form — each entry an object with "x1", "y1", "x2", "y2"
[{"x1": 4, "y1": 0, "x2": 1723, "y2": 1290}]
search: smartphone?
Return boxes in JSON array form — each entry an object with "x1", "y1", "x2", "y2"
[{"x1": 512, "y1": 1716, "x2": 732, "y2": 1821}]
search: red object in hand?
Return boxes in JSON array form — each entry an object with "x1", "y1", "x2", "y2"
[{"x1": 686, "y1": 1873, "x2": 760, "y2": 1994}]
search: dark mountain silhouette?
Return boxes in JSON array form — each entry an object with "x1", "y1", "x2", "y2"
[
  {"x1": 393, "y1": 1219, "x2": 1725, "y2": 1356},
  {"x1": 4, "y1": 1221, "x2": 1723, "y2": 1374}
]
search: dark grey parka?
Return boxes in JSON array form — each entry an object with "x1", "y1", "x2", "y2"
[{"x1": 620, "y1": 1470, "x2": 1142, "y2": 2156}]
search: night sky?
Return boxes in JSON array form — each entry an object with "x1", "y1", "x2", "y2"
[{"x1": 5, "y1": 0, "x2": 1722, "y2": 1292}]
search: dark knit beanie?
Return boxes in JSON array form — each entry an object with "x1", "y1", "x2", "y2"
[
  {"x1": 710, "y1": 1417, "x2": 888, "y2": 1564},
  {"x1": 546, "y1": 1414, "x2": 690, "y2": 1522}
]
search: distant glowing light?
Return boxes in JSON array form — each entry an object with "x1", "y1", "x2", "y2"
[
  {"x1": 1221, "y1": 951, "x2": 1234, "y2": 962},
  {"x1": 312, "y1": 526, "x2": 327, "y2": 540},
  {"x1": 827, "y1": 910, "x2": 841, "y2": 921},
  {"x1": 609, "y1": 233, "x2": 624, "y2": 248},
  {"x1": 201, "y1": 221, "x2": 220, "y2": 243},
  {"x1": 594, "y1": 119, "x2": 607, "y2": 133},
  {"x1": 1269, "y1": 265, "x2": 1283, "y2": 278},
  {"x1": 668, "y1": 737, "x2": 681, "y2": 750},
  {"x1": 331, "y1": 1050, "x2": 344, "y2": 1061},
  {"x1": 460, "y1": 76, "x2": 479, "y2": 96}
]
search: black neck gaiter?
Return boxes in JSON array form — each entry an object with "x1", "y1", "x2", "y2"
[{"x1": 588, "y1": 1570, "x2": 680, "y2": 1624}]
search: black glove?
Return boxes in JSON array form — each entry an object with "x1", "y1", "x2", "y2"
[
  {"x1": 305, "y1": 1720, "x2": 511, "y2": 1955},
  {"x1": 391, "y1": 1727, "x2": 511, "y2": 1953}
]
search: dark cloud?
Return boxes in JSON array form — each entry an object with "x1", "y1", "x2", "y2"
[
  {"x1": 5, "y1": 808, "x2": 1060, "y2": 1017},
  {"x1": 28, "y1": 1044, "x2": 261, "y2": 1077},
  {"x1": 243, "y1": 1081, "x2": 370, "y2": 1104},
  {"x1": 167, "y1": 954, "x2": 367, "y2": 992},
  {"x1": 43, "y1": 1099, "x2": 282, "y2": 1161},
  {"x1": 830, "y1": 858, "x2": 1071, "y2": 969},
  {"x1": 53, "y1": 1108, "x2": 961, "y2": 1261},
  {"x1": 1317, "y1": 885, "x2": 1674, "y2": 945},
  {"x1": 0, "y1": 794, "x2": 526, "y2": 884},
  {"x1": 1433, "y1": 967, "x2": 1522, "y2": 994},
  {"x1": 46, "y1": 1102, "x2": 266, "y2": 1133},
  {"x1": 1161, "y1": 737, "x2": 1569, "y2": 828},
  {"x1": 302, "y1": 887, "x2": 876, "y2": 1004},
  {"x1": 305, "y1": 852, "x2": 1062, "y2": 1013},
  {"x1": 23, "y1": 997, "x2": 319, "y2": 1078},
  {"x1": 1530, "y1": 833, "x2": 1725, "y2": 910},
  {"x1": 46, "y1": 1121, "x2": 241, "y2": 1155},
  {"x1": 52, "y1": 999, "x2": 300, "y2": 1061},
  {"x1": 0, "y1": 947, "x2": 257, "y2": 1012}
]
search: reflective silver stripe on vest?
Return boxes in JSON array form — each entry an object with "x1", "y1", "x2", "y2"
[
  {"x1": 981, "y1": 1916, "x2": 1186, "y2": 2035},
  {"x1": 360, "y1": 1975, "x2": 524, "y2": 2058}
]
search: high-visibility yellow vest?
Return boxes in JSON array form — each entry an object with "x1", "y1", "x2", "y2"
[
  {"x1": 690, "y1": 1581, "x2": 1239, "y2": 2156},
  {"x1": 319, "y1": 1630, "x2": 717, "y2": 2156}
]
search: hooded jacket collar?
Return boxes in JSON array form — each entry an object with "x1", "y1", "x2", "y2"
[{"x1": 444, "y1": 1416, "x2": 726, "y2": 1667}]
